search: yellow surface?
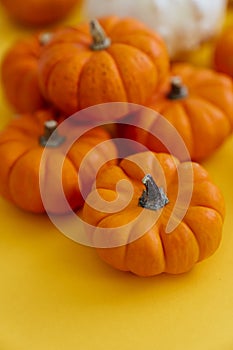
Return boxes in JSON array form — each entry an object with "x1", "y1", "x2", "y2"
[{"x1": 1, "y1": 5, "x2": 233, "y2": 350}]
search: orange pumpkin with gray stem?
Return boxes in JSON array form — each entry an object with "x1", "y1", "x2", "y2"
[
  {"x1": 118, "y1": 63, "x2": 233, "y2": 161},
  {"x1": 38, "y1": 16, "x2": 170, "y2": 116},
  {"x1": 0, "y1": 109, "x2": 117, "y2": 213},
  {"x1": 82, "y1": 151, "x2": 225, "y2": 276}
]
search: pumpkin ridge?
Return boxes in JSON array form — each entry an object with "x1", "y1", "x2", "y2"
[
  {"x1": 80, "y1": 138, "x2": 112, "y2": 165},
  {"x1": 109, "y1": 31, "x2": 169, "y2": 87},
  {"x1": 61, "y1": 145, "x2": 78, "y2": 168},
  {"x1": 65, "y1": 130, "x2": 100, "y2": 161},
  {"x1": 125, "y1": 227, "x2": 166, "y2": 276},
  {"x1": 14, "y1": 70, "x2": 46, "y2": 113},
  {"x1": 95, "y1": 207, "x2": 143, "y2": 235},
  {"x1": 76, "y1": 51, "x2": 97, "y2": 111},
  {"x1": 99, "y1": 17, "x2": 123, "y2": 39},
  {"x1": 108, "y1": 42, "x2": 157, "y2": 72},
  {"x1": 85, "y1": 189, "x2": 126, "y2": 235},
  {"x1": 129, "y1": 110, "x2": 163, "y2": 151},
  {"x1": 106, "y1": 17, "x2": 158, "y2": 41},
  {"x1": 2, "y1": 63, "x2": 37, "y2": 111},
  {"x1": 157, "y1": 224, "x2": 167, "y2": 271},
  {"x1": 165, "y1": 101, "x2": 195, "y2": 156},
  {"x1": 150, "y1": 114, "x2": 173, "y2": 156},
  {"x1": 122, "y1": 208, "x2": 148, "y2": 270},
  {"x1": 7, "y1": 146, "x2": 41, "y2": 202},
  {"x1": 182, "y1": 98, "x2": 232, "y2": 154},
  {"x1": 160, "y1": 220, "x2": 200, "y2": 274},
  {"x1": 177, "y1": 220, "x2": 200, "y2": 261},
  {"x1": 41, "y1": 50, "x2": 86, "y2": 101},
  {"x1": 0, "y1": 134, "x2": 36, "y2": 147},
  {"x1": 183, "y1": 207, "x2": 223, "y2": 261},
  {"x1": 1, "y1": 34, "x2": 50, "y2": 113},
  {"x1": 77, "y1": 50, "x2": 128, "y2": 108},
  {"x1": 65, "y1": 141, "x2": 102, "y2": 202},
  {"x1": 43, "y1": 150, "x2": 82, "y2": 212},
  {"x1": 1, "y1": 120, "x2": 43, "y2": 140},
  {"x1": 188, "y1": 204, "x2": 225, "y2": 222},
  {"x1": 140, "y1": 117, "x2": 158, "y2": 147},
  {"x1": 45, "y1": 150, "x2": 74, "y2": 211},
  {"x1": 189, "y1": 97, "x2": 232, "y2": 132},
  {"x1": 179, "y1": 99, "x2": 206, "y2": 158},
  {"x1": 112, "y1": 34, "x2": 165, "y2": 70},
  {"x1": 101, "y1": 47, "x2": 130, "y2": 102},
  {"x1": 144, "y1": 100, "x2": 195, "y2": 158},
  {"x1": 183, "y1": 93, "x2": 226, "y2": 117},
  {"x1": 106, "y1": 43, "x2": 160, "y2": 103}
]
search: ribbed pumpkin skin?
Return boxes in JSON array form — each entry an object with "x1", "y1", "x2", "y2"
[
  {"x1": 82, "y1": 151, "x2": 225, "y2": 277},
  {"x1": 118, "y1": 63, "x2": 233, "y2": 161},
  {"x1": 214, "y1": 26, "x2": 233, "y2": 78},
  {"x1": 0, "y1": 0, "x2": 80, "y2": 26},
  {"x1": 0, "y1": 109, "x2": 117, "y2": 213},
  {"x1": 1, "y1": 33, "x2": 48, "y2": 113},
  {"x1": 38, "y1": 16, "x2": 170, "y2": 116}
]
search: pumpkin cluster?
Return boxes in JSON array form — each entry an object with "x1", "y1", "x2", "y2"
[{"x1": 0, "y1": 12, "x2": 231, "y2": 277}]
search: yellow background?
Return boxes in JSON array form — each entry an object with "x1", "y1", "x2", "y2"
[{"x1": 0, "y1": 4, "x2": 233, "y2": 350}]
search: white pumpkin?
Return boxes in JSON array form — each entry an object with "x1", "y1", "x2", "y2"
[{"x1": 83, "y1": 0, "x2": 227, "y2": 58}]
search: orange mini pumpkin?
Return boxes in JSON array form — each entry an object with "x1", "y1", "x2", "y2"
[
  {"x1": 82, "y1": 151, "x2": 225, "y2": 277},
  {"x1": 0, "y1": 109, "x2": 117, "y2": 213},
  {"x1": 0, "y1": 0, "x2": 81, "y2": 26},
  {"x1": 214, "y1": 25, "x2": 233, "y2": 78},
  {"x1": 119, "y1": 63, "x2": 233, "y2": 161},
  {"x1": 1, "y1": 32, "x2": 52, "y2": 113},
  {"x1": 38, "y1": 16, "x2": 170, "y2": 116}
]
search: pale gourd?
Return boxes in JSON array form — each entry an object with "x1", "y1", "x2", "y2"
[{"x1": 83, "y1": 0, "x2": 227, "y2": 58}]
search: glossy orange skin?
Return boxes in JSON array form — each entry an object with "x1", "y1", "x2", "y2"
[
  {"x1": 0, "y1": 109, "x2": 117, "y2": 213},
  {"x1": 214, "y1": 26, "x2": 233, "y2": 78},
  {"x1": 119, "y1": 63, "x2": 233, "y2": 161},
  {"x1": 82, "y1": 151, "x2": 225, "y2": 277},
  {"x1": 38, "y1": 16, "x2": 170, "y2": 116},
  {"x1": 1, "y1": 33, "x2": 49, "y2": 113},
  {"x1": 0, "y1": 0, "x2": 80, "y2": 26}
]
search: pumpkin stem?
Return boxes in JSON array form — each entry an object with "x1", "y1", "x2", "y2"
[
  {"x1": 167, "y1": 76, "x2": 188, "y2": 100},
  {"x1": 89, "y1": 19, "x2": 111, "y2": 51},
  {"x1": 38, "y1": 32, "x2": 53, "y2": 46},
  {"x1": 138, "y1": 174, "x2": 169, "y2": 211},
  {"x1": 39, "y1": 120, "x2": 65, "y2": 148}
]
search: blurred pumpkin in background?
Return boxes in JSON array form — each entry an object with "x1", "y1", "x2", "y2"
[
  {"x1": 1, "y1": 32, "x2": 52, "y2": 113},
  {"x1": 213, "y1": 25, "x2": 233, "y2": 78},
  {"x1": 0, "y1": 0, "x2": 82, "y2": 26}
]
